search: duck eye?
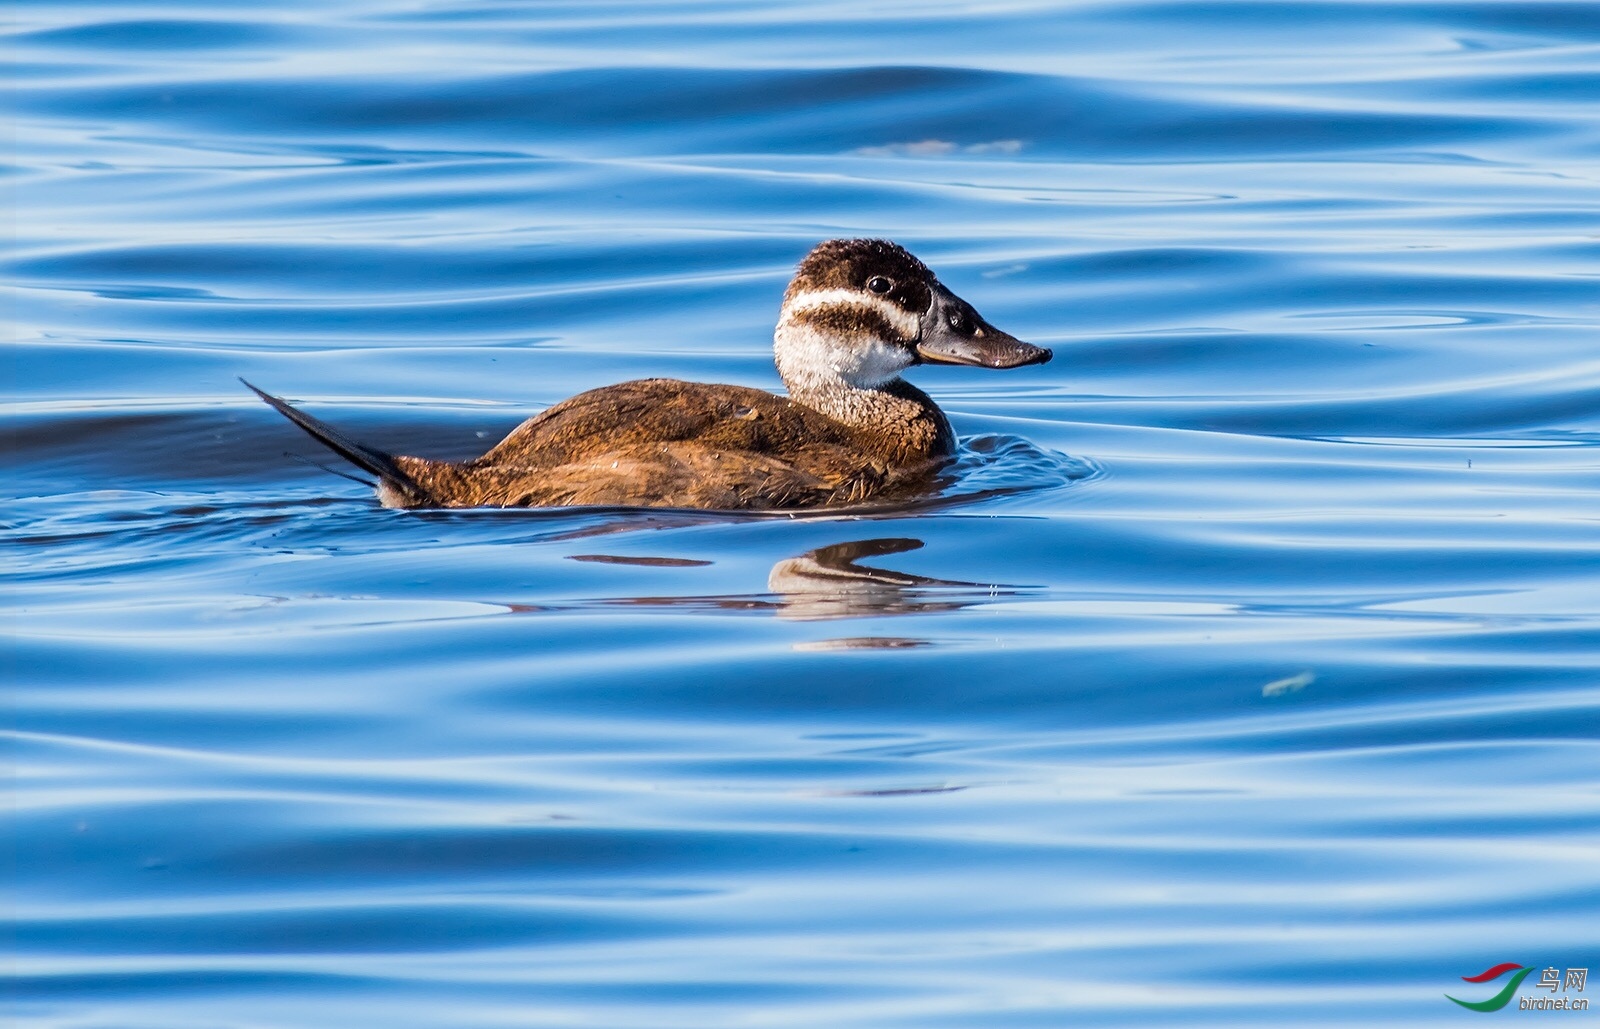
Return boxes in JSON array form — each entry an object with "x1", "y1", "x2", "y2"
[
  {"x1": 866, "y1": 276, "x2": 892, "y2": 295},
  {"x1": 947, "y1": 310, "x2": 966, "y2": 331}
]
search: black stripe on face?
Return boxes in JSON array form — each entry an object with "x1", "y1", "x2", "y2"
[{"x1": 791, "y1": 302, "x2": 909, "y2": 344}]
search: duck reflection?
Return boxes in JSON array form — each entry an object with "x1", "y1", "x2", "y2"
[
  {"x1": 588, "y1": 536, "x2": 1021, "y2": 628},
  {"x1": 767, "y1": 537, "x2": 990, "y2": 621}
]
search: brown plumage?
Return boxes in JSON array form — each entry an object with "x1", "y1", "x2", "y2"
[{"x1": 246, "y1": 239, "x2": 1050, "y2": 511}]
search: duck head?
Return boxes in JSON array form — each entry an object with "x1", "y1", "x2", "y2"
[{"x1": 773, "y1": 238, "x2": 1050, "y2": 399}]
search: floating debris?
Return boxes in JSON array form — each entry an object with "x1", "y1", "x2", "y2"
[{"x1": 1263, "y1": 671, "x2": 1315, "y2": 698}]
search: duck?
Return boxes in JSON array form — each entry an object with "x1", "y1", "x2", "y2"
[{"x1": 245, "y1": 238, "x2": 1050, "y2": 511}]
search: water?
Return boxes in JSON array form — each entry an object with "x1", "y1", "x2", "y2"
[{"x1": 7, "y1": 2, "x2": 1600, "y2": 1025}]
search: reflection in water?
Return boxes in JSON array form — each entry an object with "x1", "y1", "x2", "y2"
[
  {"x1": 569, "y1": 553, "x2": 714, "y2": 567},
  {"x1": 592, "y1": 537, "x2": 1025, "y2": 631},
  {"x1": 791, "y1": 636, "x2": 933, "y2": 651},
  {"x1": 820, "y1": 783, "x2": 970, "y2": 796},
  {"x1": 768, "y1": 537, "x2": 994, "y2": 621}
]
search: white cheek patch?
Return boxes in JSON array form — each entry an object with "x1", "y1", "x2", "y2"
[
  {"x1": 845, "y1": 337, "x2": 916, "y2": 387},
  {"x1": 774, "y1": 323, "x2": 915, "y2": 392},
  {"x1": 775, "y1": 288, "x2": 927, "y2": 391},
  {"x1": 782, "y1": 288, "x2": 922, "y2": 340}
]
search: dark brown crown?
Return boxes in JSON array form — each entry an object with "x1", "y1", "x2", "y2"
[{"x1": 785, "y1": 238, "x2": 936, "y2": 317}]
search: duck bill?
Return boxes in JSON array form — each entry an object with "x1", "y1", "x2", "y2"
[{"x1": 915, "y1": 286, "x2": 1051, "y2": 369}]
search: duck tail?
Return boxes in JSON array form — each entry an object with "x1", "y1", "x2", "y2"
[{"x1": 241, "y1": 379, "x2": 434, "y2": 505}]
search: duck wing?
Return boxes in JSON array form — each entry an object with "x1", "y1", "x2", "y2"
[{"x1": 474, "y1": 379, "x2": 851, "y2": 469}]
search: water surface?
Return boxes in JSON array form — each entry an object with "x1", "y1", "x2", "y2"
[{"x1": 7, "y1": 2, "x2": 1600, "y2": 1026}]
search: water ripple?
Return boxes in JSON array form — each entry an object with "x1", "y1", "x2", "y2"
[{"x1": 9, "y1": 1, "x2": 1600, "y2": 1026}]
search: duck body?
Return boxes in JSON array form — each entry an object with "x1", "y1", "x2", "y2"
[
  {"x1": 247, "y1": 239, "x2": 1049, "y2": 511},
  {"x1": 387, "y1": 377, "x2": 952, "y2": 509}
]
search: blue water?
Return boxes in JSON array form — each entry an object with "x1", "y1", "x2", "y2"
[{"x1": 7, "y1": 2, "x2": 1600, "y2": 1025}]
